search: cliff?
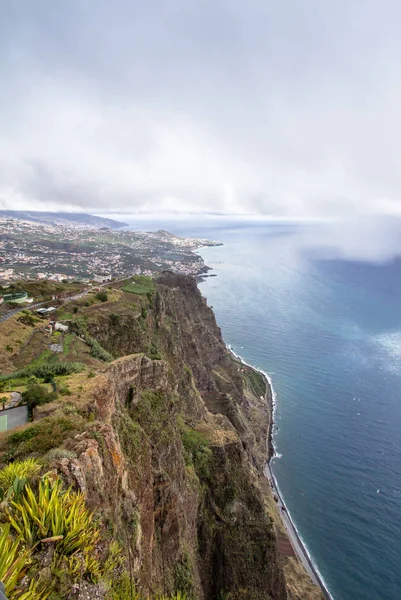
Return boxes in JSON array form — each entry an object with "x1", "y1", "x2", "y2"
[{"x1": 0, "y1": 272, "x2": 323, "y2": 600}]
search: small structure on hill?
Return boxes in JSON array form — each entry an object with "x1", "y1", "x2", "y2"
[
  {"x1": 0, "y1": 404, "x2": 28, "y2": 432},
  {"x1": 2, "y1": 291, "x2": 31, "y2": 304},
  {"x1": 46, "y1": 321, "x2": 69, "y2": 333},
  {"x1": 36, "y1": 306, "x2": 57, "y2": 315},
  {"x1": 93, "y1": 273, "x2": 112, "y2": 283}
]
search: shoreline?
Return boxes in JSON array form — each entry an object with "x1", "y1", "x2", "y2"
[{"x1": 227, "y1": 344, "x2": 333, "y2": 600}]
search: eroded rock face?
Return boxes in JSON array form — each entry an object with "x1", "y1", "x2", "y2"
[{"x1": 43, "y1": 273, "x2": 320, "y2": 600}]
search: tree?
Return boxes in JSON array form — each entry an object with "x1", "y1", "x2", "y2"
[
  {"x1": 22, "y1": 384, "x2": 57, "y2": 419},
  {"x1": 0, "y1": 397, "x2": 7, "y2": 411},
  {"x1": 95, "y1": 291, "x2": 108, "y2": 303}
]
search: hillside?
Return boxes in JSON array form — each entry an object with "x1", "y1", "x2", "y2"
[
  {"x1": 0, "y1": 273, "x2": 323, "y2": 600},
  {"x1": 0, "y1": 211, "x2": 127, "y2": 229}
]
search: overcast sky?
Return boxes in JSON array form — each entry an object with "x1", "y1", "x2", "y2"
[{"x1": 2, "y1": 0, "x2": 401, "y2": 218}]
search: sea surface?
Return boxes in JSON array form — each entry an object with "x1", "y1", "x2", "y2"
[{"x1": 125, "y1": 217, "x2": 401, "y2": 600}]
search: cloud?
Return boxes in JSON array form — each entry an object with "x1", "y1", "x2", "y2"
[
  {"x1": 2, "y1": 0, "x2": 401, "y2": 220},
  {"x1": 298, "y1": 215, "x2": 401, "y2": 263}
]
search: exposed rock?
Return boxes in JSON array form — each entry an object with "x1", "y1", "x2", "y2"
[{"x1": 0, "y1": 272, "x2": 323, "y2": 600}]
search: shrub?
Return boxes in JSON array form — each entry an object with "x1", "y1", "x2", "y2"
[
  {"x1": 89, "y1": 338, "x2": 113, "y2": 361},
  {"x1": 0, "y1": 362, "x2": 84, "y2": 383},
  {"x1": 146, "y1": 292, "x2": 154, "y2": 308},
  {"x1": 148, "y1": 344, "x2": 162, "y2": 360},
  {"x1": 109, "y1": 313, "x2": 121, "y2": 326},
  {"x1": 5, "y1": 416, "x2": 82, "y2": 461},
  {"x1": 58, "y1": 384, "x2": 72, "y2": 396},
  {"x1": 17, "y1": 311, "x2": 40, "y2": 327},
  {"x1": 95, "y1": 291, "x2": 108, "y2": 302},
  {"x1": 44, "y1": 448, "x2": 77, "y2": 462},
  {"x1": 181, "y1": 427, "x2": 212, "y2": 480},
  {"x1": 22, "y1": 384, "x2": 58, "y2": 415},
  {"x1": 71, "y1": 320, "x2": 113, "y2": 362}
]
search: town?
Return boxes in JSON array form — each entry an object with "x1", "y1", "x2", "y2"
[{"x1": 0, "y1": 216, "x2": 220, "y2": 286}]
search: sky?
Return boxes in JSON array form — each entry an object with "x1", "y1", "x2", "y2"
[{"x1": 2, "y1": 0, "x2": 401, "y2": 220}]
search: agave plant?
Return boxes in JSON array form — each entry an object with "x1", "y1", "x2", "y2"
[
  {"x1": 0, "y1": 525, "x2": 31, "y2": 596},
  {"x1": 8, "y1": 476, "x2": 99, "y2": 557},
  {"x1": 0, "y1": 459, "x2": 40, "y2": 489}
]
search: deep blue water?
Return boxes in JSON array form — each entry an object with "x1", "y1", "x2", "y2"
[{"x1": 126, "y1": 218, "x2": 401, "y2": 600}]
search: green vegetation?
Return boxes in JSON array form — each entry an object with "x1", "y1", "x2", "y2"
[
  {"x1": 85, "y1": 335, "x2": 113, "y2": 362},
  {"x1": 115, "y1": 410, "x2": 143, "y2": 463},
  {"x1": 109, "y1": 313, "x2": 121, "y2": 326},
  {"x1": 0, "y1": 362, "x2": 84, "y2": 384},
  {"x1": 148, "y1": 344, "x2": 162, "y2": 360},
  {"x1": 4, "y1": 416, "x2": 83, "y2": 461},
  {"x1": 243, "y1": 366, "x2": 266, "y2": 398},
  {"x1": 56, "y1": 310, "x2": 73, "y2": 321},
  {"x1": 72, "y1": 319, "x2": 113, "y2": 362},
  {"x1": 22, "y1": 384, "x2": 58, "y2": 418},
  {"x1": 9, "y1": 476, "x2": 99, "y2": 554},
  {"x1": 9, "y1": 280, "x2": 83, "y2": 302},
  {"x1": 174, "y1": 553, "x2": 195, "y2": 600},
  {"x1": 0, "y1": 526, "x2": 39, "y2": 599},
  {"x1": 44, "y1": 448, "x2": 77, "y2": 462},
  {"x1": 63, "y1": 333, "x2": 74, "y2": 355},
  {"x1": 130, "y1": 389, "x2": 173, "y2": 445},
  {"x1": 17, "y1": 311, "x2": 41, "y2": 327},
  {"x1": 0, "y1": 458, "x2": 40, "y2": 489},
  {"x1": 181, "y1": 426, "x2": 212, "y2": 480},
  {"x1": 0, "y1": 462, "x2": 100, "y2": 599},
  {"x1": 95, "y1": 291, "x2": 108, "y2": 302},
  {"x1": 122, "y1": 275, "x2": 155, "y2": 296}
]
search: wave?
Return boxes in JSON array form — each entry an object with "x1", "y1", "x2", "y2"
[{"x1": 226, "y1": 344, "x2": 279, "y2": 456}]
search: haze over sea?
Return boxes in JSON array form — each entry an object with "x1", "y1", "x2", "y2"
[{"x1": 125, "y1": 217, "x2": 401, "y2": 600}]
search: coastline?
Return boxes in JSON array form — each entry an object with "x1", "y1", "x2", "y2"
[{"x1": 227, "y1": 344, "x2": 333, "y2": 600}]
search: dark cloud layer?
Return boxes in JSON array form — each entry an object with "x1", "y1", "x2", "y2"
[{"x1": 2, "y1": 1, "x2": 401, "y2": 220}]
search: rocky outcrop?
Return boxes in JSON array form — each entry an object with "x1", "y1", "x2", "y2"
[{"x1": 1, "y1": 272, "x2": 323, "y2": 599}]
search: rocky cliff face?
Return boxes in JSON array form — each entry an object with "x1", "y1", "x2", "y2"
[{"x1": 0, "y1": 272, "x2": 323, "y2": 600}]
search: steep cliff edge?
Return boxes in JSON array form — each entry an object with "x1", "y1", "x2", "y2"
[{"x1": 0, "y1": 272, "x2": 323, "y2": 600}]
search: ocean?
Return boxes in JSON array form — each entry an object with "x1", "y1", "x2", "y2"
[{"x1": 127, "y1": 218, "x2": 401, "y2": 600}]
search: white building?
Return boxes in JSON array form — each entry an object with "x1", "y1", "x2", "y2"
[{"x1": 93, "y1": 273, "x2": 112, "y2": 283}]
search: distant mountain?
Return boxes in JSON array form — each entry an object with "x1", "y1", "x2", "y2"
[{"x1": 0, "y1": 210, "x2": 128, "y2": 229}]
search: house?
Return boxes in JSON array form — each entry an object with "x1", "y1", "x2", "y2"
[
  {"x1": 93, "y1": 273, "x2": 112, "y2": 283},
  {"x1": 36, "y1": 306, "x2": 57, "y2": 315},
  {"x1": 47, "y1": 321, "x2": 69, "y2": 333}
]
